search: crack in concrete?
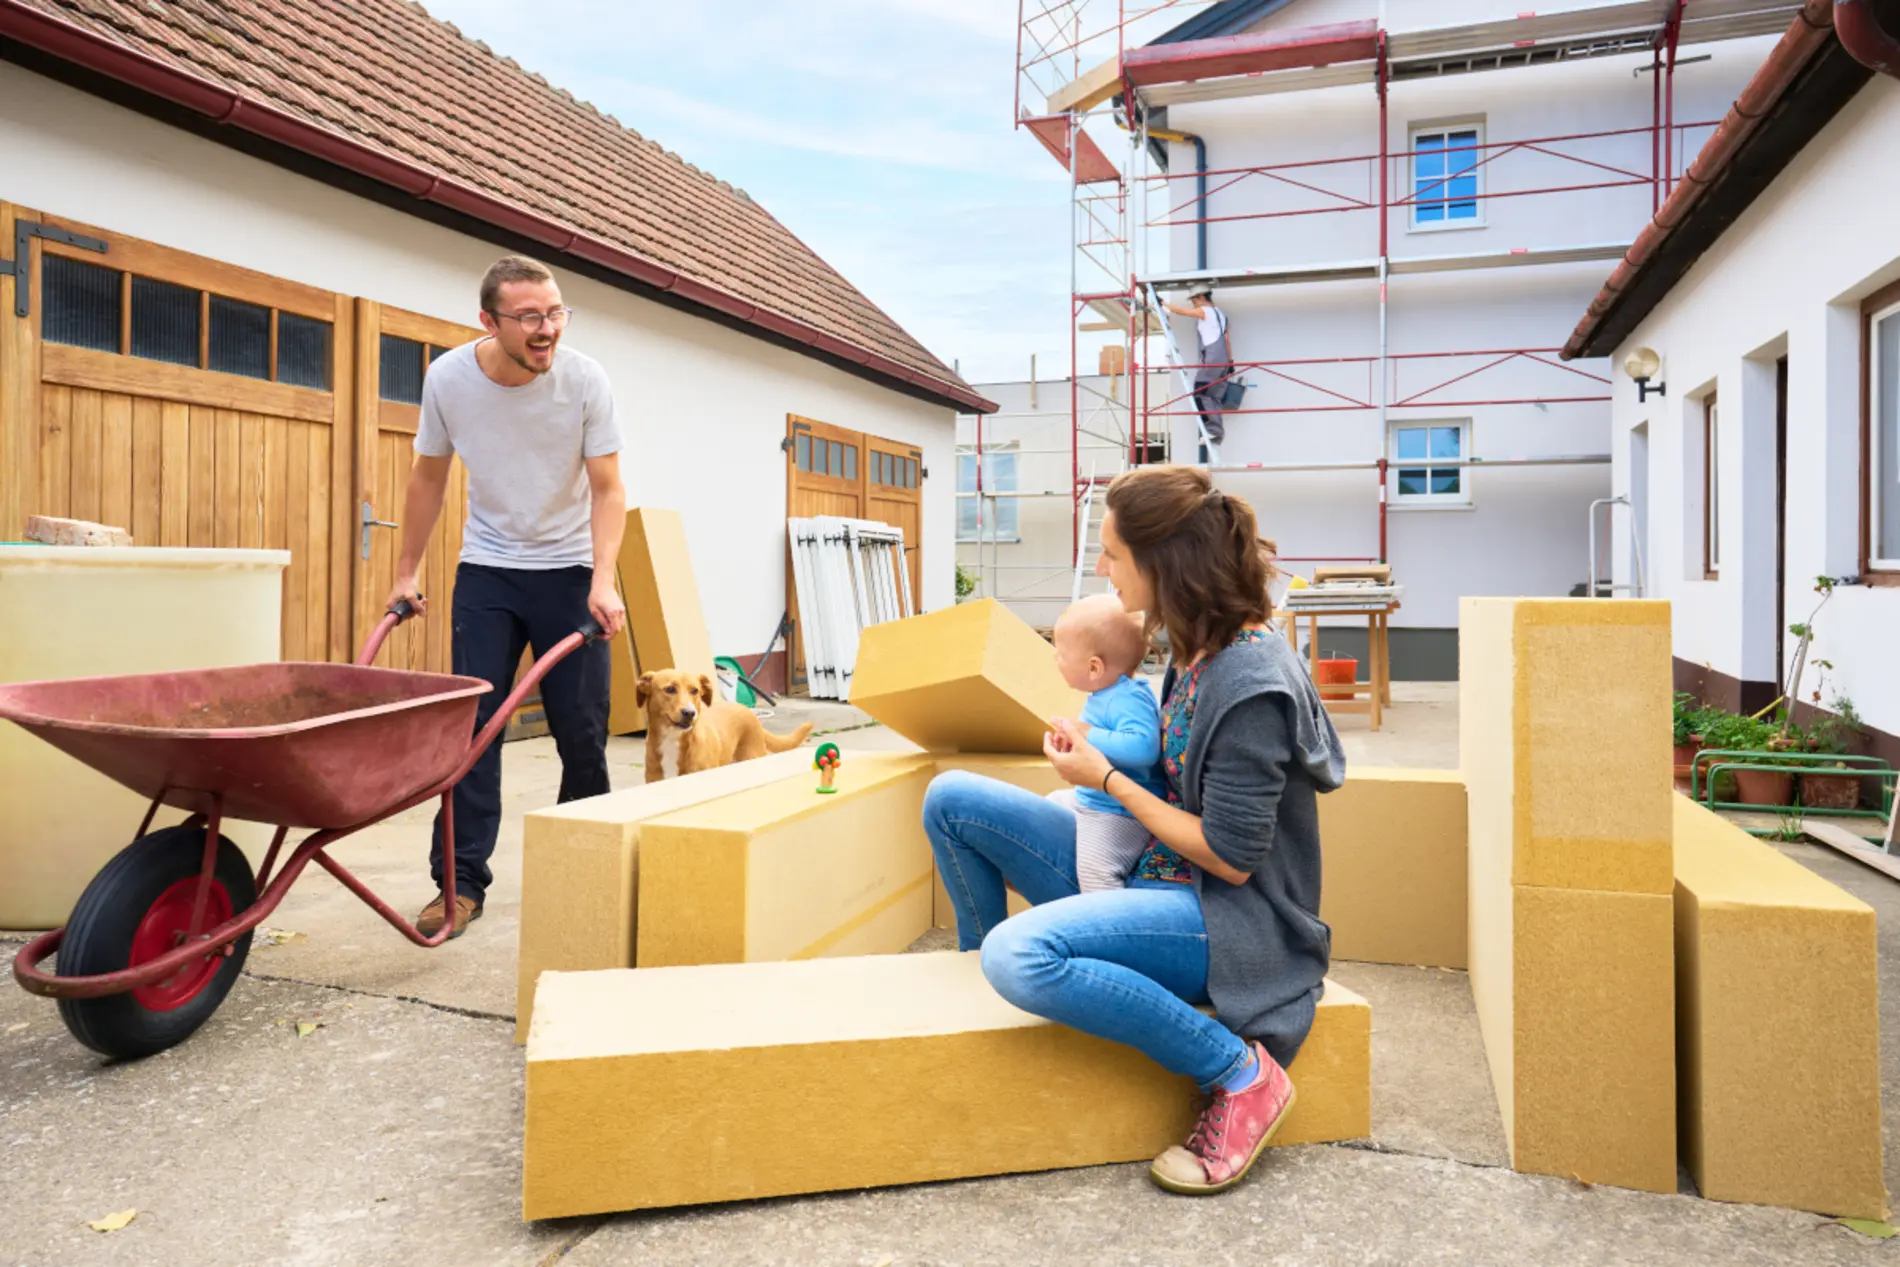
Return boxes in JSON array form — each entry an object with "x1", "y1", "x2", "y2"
[
  {"x1": 1330, "y1": 1137, "x2": 1512, "y2": 1173},
  {"x1": 240, "y1": 967, "x2": 516, "y2": 1026},
  {"x1": 533, "y1": 1219, "x2": 607, "y2": 1264}
]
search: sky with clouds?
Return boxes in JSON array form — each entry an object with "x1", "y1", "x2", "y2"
[{"x1": 418, "y1": 0, "x2": 1113, "y2": 387}]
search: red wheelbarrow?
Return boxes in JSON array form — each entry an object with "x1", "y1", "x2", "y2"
[{"x1": 0, "y1": 601, "x2": 601, "y2": 1059}]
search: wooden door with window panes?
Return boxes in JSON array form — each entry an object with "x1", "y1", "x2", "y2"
[
  {"x1": 351, "y1": 303, "x2": 480, "y2": 674},
  {"x1": 784, "y1": 414, "x2": 924, "y2": 691},
  {"x1": 785, "y1": 415, "x2": 863, "y2": 690},
  {"x1": 865, "y1": 436, "x2": 923, "y2": 607},
  {"x1": 0, "y1": 203, "x2": 354, "y2": 663}
]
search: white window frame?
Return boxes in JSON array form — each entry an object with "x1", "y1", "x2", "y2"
[
  {"x1": 957, "y1": 445, "x2": 1020, "y2": 543},
  {"x1": 1409, "y1": 121, "x2": 1486, "y2": 232},
  {"x1": 1871, "y1": 299, "x2": 1900, "y2": 572},
  {"x1": 1387, "y1": 420, "x2": 1472, "y2": 508},
  {"x1": 1704, "y1": 394, "x2": 1721, "y2": 577}
]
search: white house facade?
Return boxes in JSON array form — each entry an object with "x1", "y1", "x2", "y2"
[
  {"x1": 0, "y1": 0, "x2": 986, "y2": 695},
  {"x1": 1009, "y1": 0, "x2": 1809, "y2": 677},
  {"x1": 1569, "y1": 21, "x2": 1900, "y2": 754}
]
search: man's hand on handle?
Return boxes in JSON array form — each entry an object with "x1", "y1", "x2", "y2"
[
  {"x1": 588, "y1": 578, "x2": 627, "y2": 639},
  {"x1": 388, "y1": 573, "x2": 427, "y2": 617}
]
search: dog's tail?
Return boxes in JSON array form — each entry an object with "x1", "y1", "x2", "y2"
[{"x1": 763, "y1": 722, "x2": 815, "y2": 754}]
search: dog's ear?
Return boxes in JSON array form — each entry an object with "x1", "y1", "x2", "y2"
[
  {"x1": 698, "y1": 674, "x2": 716, "y2": 703},
  {"x1": 636, "y1": 673, "x2": 654, "y2": 708}
]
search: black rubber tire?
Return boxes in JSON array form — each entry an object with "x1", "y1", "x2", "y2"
[{"x1": 56, "y1": 825, "x2": 257, "y2": 1060}]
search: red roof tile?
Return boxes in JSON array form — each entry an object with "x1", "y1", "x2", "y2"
[{"x1": 2, "y1": 0, "x2": 993, "y2": 411}]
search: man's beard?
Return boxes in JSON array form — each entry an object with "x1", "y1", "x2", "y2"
[{"x1": 507, "y1": 338, "x2": 557, "y2": 374}]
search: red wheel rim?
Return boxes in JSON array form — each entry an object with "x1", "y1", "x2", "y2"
[{"x1": 129, "y1": 877, "x2": 233, "y2": 1011}]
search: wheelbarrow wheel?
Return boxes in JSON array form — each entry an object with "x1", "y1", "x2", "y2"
[{"x1": 56, "y1": 825, "x2": 258, "y2": 1060}]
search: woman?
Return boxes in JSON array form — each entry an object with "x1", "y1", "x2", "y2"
[{"x1": 923, "y1": 465, "x2": 1346, "y2": 1196}]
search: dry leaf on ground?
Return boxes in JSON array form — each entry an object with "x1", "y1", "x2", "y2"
[
  {"x1": 1837, "y1": 1218, "x2": 1899, "y2": 1239},
  {"x1": 87, "y1": 1210, "x2": 137, "y2": 1233}
]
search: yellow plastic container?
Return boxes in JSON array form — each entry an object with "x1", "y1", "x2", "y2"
[{"x1": 0, "y1": 546, "x2": 289, "y2": 929}]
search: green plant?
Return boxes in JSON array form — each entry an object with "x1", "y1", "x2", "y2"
[
  {"x1": 1672, "y1": 692, "x2": 1703, "y2": 748},
  {"x1": 954, "y1": 563, "x2": 977, "y2": 602},
  {"x1": 1782, "y1": 575, "x2": 1844, "y2": 739},
  {"x1": 1697, "y1": 709, "x2": 1778, "y2": 753},
  {"x1": 1802, "y1": 695, "x2": 1864, "y2": 756},
  {"x1": 1769, "y1": 809, "x2": 1806, "y2": 842}
]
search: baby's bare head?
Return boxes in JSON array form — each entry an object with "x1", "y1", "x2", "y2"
[{"x1": 1053, "y1": 594, "x2": 1147, "y2": 691}]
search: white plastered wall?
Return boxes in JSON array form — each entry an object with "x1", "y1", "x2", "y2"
[
  {"x1": 1608, "y1": 77, "x2": 1900, "y2": 736},
  {"x1": 1139, "y1": 34, "x2": 1774, "y2": 629},
  {"x1": 0, "y1": 66, "x2": 957, "y2": 658}
]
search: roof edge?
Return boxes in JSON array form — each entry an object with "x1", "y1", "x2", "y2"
[
  {"x1": 1563, "y1": 0, "x2": 1850, "y2": 360},
  {"x1": 0, "y1": 0, "x2": 996, "y2": 414}
]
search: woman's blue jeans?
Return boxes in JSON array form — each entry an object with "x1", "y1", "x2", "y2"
[{"x1": 921, "y1": 770, "x2": 1253, "y2": 1091}]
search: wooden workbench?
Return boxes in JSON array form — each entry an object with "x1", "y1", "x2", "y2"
[{"x1": 1282, "y1": 603, "x2": 1398, "y2": 731}]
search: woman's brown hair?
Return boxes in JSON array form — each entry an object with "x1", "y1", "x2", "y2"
[{"x1": 1104, "y1": 466, "x2": 1269, "y2": 664}]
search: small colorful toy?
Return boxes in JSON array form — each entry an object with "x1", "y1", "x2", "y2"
[{"x1": 814, "y1": 742, "x2": 842, "y2": 793}]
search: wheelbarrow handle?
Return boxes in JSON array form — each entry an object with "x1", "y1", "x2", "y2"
[{"x1": 355, "y1": 595, "x2": 425, "y2": 667}]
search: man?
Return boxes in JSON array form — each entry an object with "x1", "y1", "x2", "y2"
[
  {"x1": 389, "y1": 254, "x2": 627, "y2": 939},
  {"x1": 1162, "y1": 286, "x2": 1231, "y2": 463}
]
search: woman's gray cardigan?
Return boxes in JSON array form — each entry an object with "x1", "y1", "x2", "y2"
[{"x1": 1164, "y1": 633, "x2": 1347, "y2": 1068}]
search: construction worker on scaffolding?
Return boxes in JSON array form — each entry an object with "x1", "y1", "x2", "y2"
[{"x1": 1162, "y1": 286, "x2": 1231, "y2": 464}]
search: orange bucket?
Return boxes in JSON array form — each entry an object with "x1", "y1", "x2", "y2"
[{"x1": 1315, "y1": 658, "x2": 1358, "y2": 685}]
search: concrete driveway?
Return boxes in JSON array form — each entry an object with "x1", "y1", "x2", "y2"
[{"x1": 3, "y1": 688, "x2": 1896, "y2": 1266}]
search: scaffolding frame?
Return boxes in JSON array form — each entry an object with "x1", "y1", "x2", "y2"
[{"x1": 990, "y1": 1, "x2": 1800, "y2": 590}]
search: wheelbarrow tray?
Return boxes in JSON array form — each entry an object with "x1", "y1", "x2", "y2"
[{"x1": 0, "y1": 662, "x2": 491, "y2": 830}]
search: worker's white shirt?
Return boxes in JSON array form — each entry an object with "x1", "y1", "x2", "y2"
[{"x1": 1195, "y1": 306, "x2": 1226, "y2": 349}]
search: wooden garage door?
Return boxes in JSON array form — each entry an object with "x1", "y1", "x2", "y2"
[
  {"x1": 865, "y1": 434, "x2": 923, "y2": 606},
  {"x1": 0, "y1": 203, "x2": 354, "y2": 663},
  {"x1": 784, "y1": 413, "x2": 924, "y2": 690},
  {"x1": 351, "y1": 301, "x2": 480, "y2": 675}
]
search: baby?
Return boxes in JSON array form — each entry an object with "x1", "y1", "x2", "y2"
[{"x1": 1051, "y1": 594, "x2": 1167, "y2": 893}]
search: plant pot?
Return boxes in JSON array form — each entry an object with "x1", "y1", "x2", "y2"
[
  {"x1": 1800, "y1": 772, "x2": 1862, "y2": 811},
  {"x1": 1731, "y1": 767, "x2": 1794, "y2": 807},
  {"x1": 1673, "y1": 737, "x2": 1704, "y2": 784}
]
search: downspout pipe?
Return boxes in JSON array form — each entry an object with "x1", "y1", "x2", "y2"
[
  {"x1": 1148, "y1": 127, "x2": 1209, "y2": 272},
  {"x1": 1837, "y1": 0, "x2": 1900, "y2": 77}
]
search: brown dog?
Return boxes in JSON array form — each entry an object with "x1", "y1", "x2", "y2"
[{"x1": 637, "y1": 668, "x2": 814, "y2": 782}]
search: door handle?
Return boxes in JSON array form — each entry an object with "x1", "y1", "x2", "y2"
[{"x1": 361, "y1": 501, "x2": 399, "y2": 560}]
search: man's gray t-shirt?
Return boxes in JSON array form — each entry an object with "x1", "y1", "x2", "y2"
[{"x1": 415, "y1": 342, "x2": 621, "y2": 570}]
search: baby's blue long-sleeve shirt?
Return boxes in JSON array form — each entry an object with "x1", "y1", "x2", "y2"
[{"x1": 1075, "y1": 675, "x2": 1166, "y2": 815}]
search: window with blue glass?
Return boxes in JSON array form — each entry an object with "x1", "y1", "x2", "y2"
[
  {"x1": 1390, "y1": 423, "x2": 1469, "y2": 505},
  {"x1": 957, "y1": 448, "x2": 1019, "y2": 542},
  {"x1": 1411, "y1": 125, "x2": 1482, "y2": 228}
]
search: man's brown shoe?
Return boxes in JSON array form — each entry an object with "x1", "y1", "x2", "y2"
[{"x1": 416, "y1": 893, "x2": 482, "y2": 939}]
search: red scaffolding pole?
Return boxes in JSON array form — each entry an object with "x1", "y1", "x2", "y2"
[{"x1": 1005, "y1": 1, "x2": 1696, "y2": 588}]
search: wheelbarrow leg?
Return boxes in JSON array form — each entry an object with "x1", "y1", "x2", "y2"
[
  {"x1": 440, "y1": 789, "x2": 458, "y2": 926},
  {"x1": 307, "y1": 791, "x2": 462, "y2": 948},
  {"x1": 255, "y1": 825, "x2": 291, "y2": 893},
  {"x1": 186, "y1": 799, "x2": 226, "y2": 941}
]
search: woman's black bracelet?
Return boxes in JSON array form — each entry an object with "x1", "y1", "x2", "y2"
[{"x1": 1101, "y1": 768, "x2": 1117, "y2": 796}]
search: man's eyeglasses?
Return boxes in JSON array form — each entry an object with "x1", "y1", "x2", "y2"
[{"x1": 490, "y1": 307, "x2": 573, "y2": 333}]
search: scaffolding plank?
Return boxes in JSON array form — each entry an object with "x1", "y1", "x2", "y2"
[
  {"x1": 1138, "y1": 2, "x2": 1799, "y2": 107},
  {"x1": 1142, "y1": 260, "x2": 1381, "y2": 290},
  {"x1": 1387, "y1": 242, "x2": 1633, "y2": 274},
  {"x1": 1022, "y1": 115, "x2": 1119, "y2": 184},
  {"x1": 1142, "y1": 242, "x2": 1631, "y2": 292},
  {"x1": 1122, "y1": 21, "x2": 1381, "y2": 88}
]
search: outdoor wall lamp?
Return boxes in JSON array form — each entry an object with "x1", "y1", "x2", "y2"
[{"x1": 1624, "y1": 346, "x2": 1666, "y2": 402}]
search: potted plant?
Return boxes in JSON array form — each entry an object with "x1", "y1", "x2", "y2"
[
  {"x1": 1672, "y1": 692, "x2": 1708, "y2": 784},
  {"x1": 1698, "y1": 709, "x2": 1790, "y2": 806},
  {"x1": 1797, "y1": 697, "x2": 1865, "y2": 812}
]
